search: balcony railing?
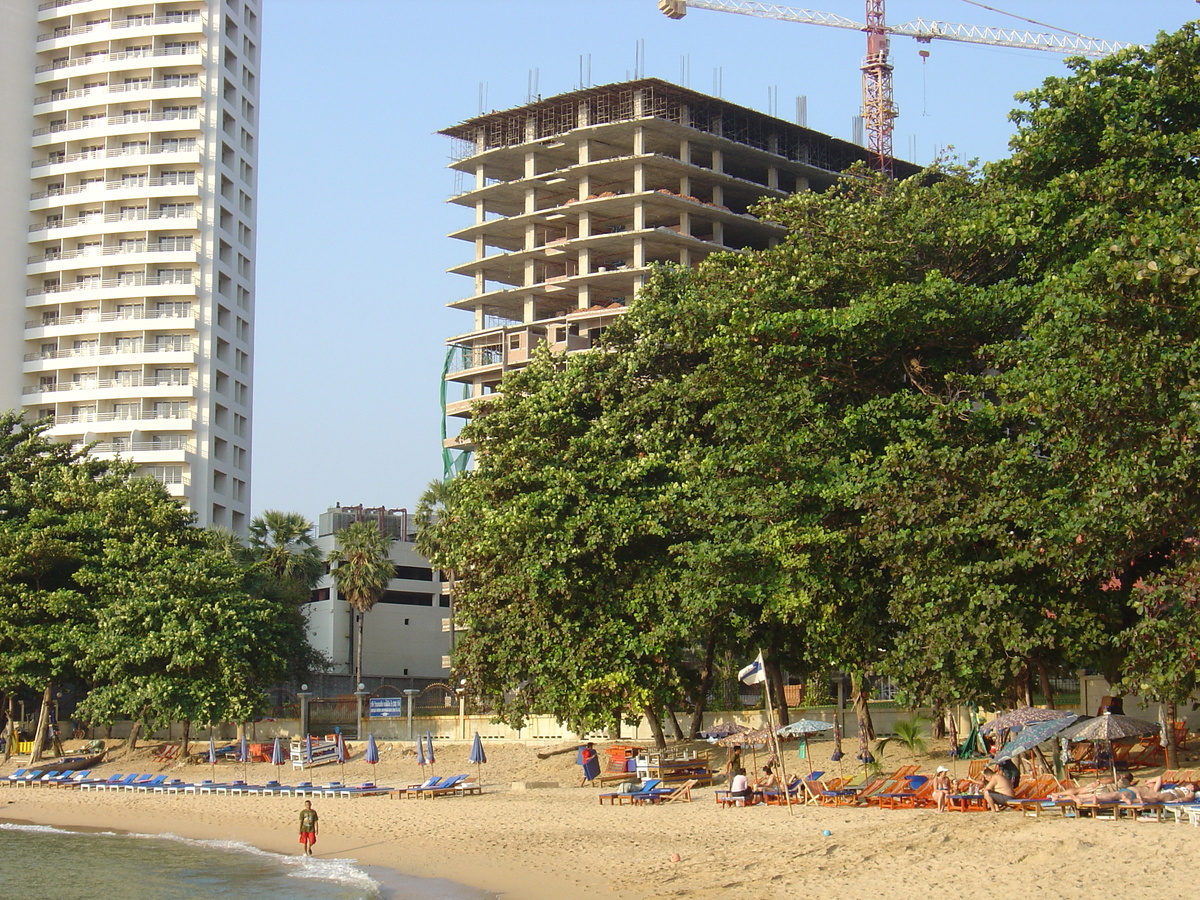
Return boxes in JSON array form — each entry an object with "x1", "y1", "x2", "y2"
[
  {"x1": 29, "y1": 242, "x2": 194, "y2": 264},
  {"x1": 24, "y1": 342, "x2": 195, "y2": 362},
  {"x1": 89, "y1": 438, "x2": 194, "y2": 453},
  {"x1": 35, "y1": 78, "x2": 200, "y2": 106},
  {"x1": 31, "y1": 175, "x2": 197, "y2": 201},
  {"x1": 28, "y1": 274, "x2": 197, "y2": 297},
  {"x1": 33, "y1": 143, "x2": 197, "y2": 169},
  {"x1": 38, "y1": 12, "x2": 202, "y2": 42},
  {"x1": 445, "y1": 343, "x2": 504, "y2": 374},
  {"x1": 23, "y1": 375, "x2": 197, "y2": 395},
  {"x1": 35, "y1": 46, "x2": 201, "y2": 75},
  {"x1": 26, "y1": 306, "x2": 193, "y2": 328},
  {"x1": 29, "y1": 209, "x2": 197, "y2": 233},
  {"x1": 51, "y1": 410, "x2": 194, "y2": 425},
  {"x1": 33, "y1": 109, "x2": 198, "y2": 137}
]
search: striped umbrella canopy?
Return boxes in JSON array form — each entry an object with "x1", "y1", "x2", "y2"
[
  {"x1": 1061, "y1": 712, "x2": 1159, "y2": 783},
  {"x1": 699, "y1": 723, "x2": 751, "y2": 740},
  {"x1": 717, "y1": 728, "x2": 773, "y2": 747},
  {"x1": 993, "y1": 714, "x2": 1079, "y2": 762},
  {"x1": 981, "y1": 707, "x2": 1074, "y2": 735}
]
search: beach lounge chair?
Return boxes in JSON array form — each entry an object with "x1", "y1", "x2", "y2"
[
  {"x1": 421, "y1": 775, "x2": 469, "y2": 798},
  {"x1": 80, "y1": 774, "x2": 124, "y2": 792},
  {"x1": 878, "y1": 775, "x2": 934, "y2": 810},
  {"x1": 151, "y1": 744, "x2": 180, "y2": 763},
  {"x1": 134, "y1": 775, "x2": 169, "y2": 792},
  {"x1": 390, "y1": 775, "x2": 442, "y2": 799},
  {"x1": 600, "y1": 779, "x2": 663, "y2": 806},
  {"x1": 646, "y1": 778, "x2": 698, "y2": 804},
  {"x1": 151, "y1": 779, "x2": 189, "y2": 794},
  {"x1": 0, "y1": 769, "x2": 30, "y2": 786},
  {"x1": 48, "y1": 771, "x2": 92, "y2": 788}
]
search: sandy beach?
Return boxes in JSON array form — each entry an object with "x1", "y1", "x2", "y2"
[{"x1": 4, "y1": 738, "x2": 1199, "y2": 899}]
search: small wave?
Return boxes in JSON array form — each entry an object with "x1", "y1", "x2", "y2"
[
  {"x1": 129, "y1": 831, "x2": 381, "y2": 896},
  {"x1": 0, "y1": 822, "x2": 120, "y2": 837}
]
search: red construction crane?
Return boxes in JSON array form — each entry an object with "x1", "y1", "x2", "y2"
[{"x1": 657, "y1": 0, "x2": 1129, "y2": 176}]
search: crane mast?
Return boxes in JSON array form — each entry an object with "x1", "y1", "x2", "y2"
[{"x1": 657, "y1": 0, "x2": 1129, "y2": 176}]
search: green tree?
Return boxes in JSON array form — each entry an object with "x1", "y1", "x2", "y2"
[
  {"x1": 329, "y1": 521, "x2": 395, "y2": 688},
  {"x1": 246, "y1": 510, "x2": 325, "y2": 603}
]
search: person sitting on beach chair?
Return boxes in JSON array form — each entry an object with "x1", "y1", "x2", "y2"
[
  {"x1": 729, "y1": 768, "x2": 753, "y2": 806},
  {"x1": 971, "y1": 765, "x2": 1015, "y2": 811}
]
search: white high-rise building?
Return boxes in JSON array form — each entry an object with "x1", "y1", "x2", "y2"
[{"x1": 0, "y1": 0, "x2": 260, "y2": 531}]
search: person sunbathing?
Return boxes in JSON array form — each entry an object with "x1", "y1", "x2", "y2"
[
  {"x1": 754, "y1": 765, "x2": 779, "y2": 792},
  {"x1": 932, "y1": 766, "x2": 954, "y2": 813}
]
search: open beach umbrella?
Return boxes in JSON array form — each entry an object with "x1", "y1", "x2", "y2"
[
  {"x1": 699, "y1": 723, "x2": 750, "y2": 740},
  {"x1": 720, "y1": 728, "x2": 773, "y2": 772},
  {"x1": 993, "y1": 714, "x2": 1079, "y2": 763},
  {"x1": 469, "y1": 731, "x2": 487, "y2": 785},
  {"x1": 365, "y1": 733, "x2": 379, "y2": 783},
  {"x1": 778, "y1": 720, "x2": 835, "y2": 774},
  {"x1": 1062, "y1": 711, "x2": 1159, "y2": 783},
  {"x1": 980, "y1": 707, "x2": 1073, "y2": 735}
]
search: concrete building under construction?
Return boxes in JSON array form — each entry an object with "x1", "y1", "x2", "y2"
[{"x1": 439, "y1": 77, "x2": 918, "y2": 447}]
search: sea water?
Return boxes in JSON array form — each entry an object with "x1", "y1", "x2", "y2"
[{"x1": 0, "y1": 824, "x2": 489, "y2": 900}]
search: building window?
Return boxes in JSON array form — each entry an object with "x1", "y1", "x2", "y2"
[
  {"x1": 113, "y1": 402, "x2": 141, "y2": 420},
  {"x1": 154, "y1": 368, "x2": 189, "y2": 386},
  {"x1": 154, "y1": 335, "x2": 186, "y2": 353},
  {"x1": 154, "y1": 301, "x2": 191, "y2": 317},
  {"x1": 156, "y1": 235, "x2": 192, "y2": 251},
  {"x1": 156, "y1": 268, "x2": 191, "y2": 284},
  {"x1": 145, "y1": 465, "x2": 184, "y2": 485},
  {"x1": 158, "y1": 203, "x2": 193, "y2": 218},
  {"x1": 152, "y1": 401, "x2": 189, "y2": 420},
  {"x1": 115, "y1": 336, "x2": 143, "y2": 353}
]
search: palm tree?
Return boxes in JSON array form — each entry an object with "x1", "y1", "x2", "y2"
[
  {"x1": 328, "y1": 520, "x2": 395, "y2": 688},
  {"x1": 414, "y1": 478, "x2": 458, "y2": 654},
  {"x1": 247, "y1": 510, "x2": 325, "y2": 603}
]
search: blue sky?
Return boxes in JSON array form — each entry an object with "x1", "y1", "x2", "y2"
[{"x1": 249, "y1": 0, "x2": 1198, "y2": 525}]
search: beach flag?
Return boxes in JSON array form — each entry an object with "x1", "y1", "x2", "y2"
[{"x1": 738, "y1": 652, "x2": 767, "y2": 685}]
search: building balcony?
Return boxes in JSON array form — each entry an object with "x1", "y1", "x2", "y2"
[
  {"x1": 27, "y1": 275, "x2": 198, "y2": 300},
  {"x1": 34, "y1": 78, "x2": 202, "y2": 112},
  {"x1": 25, "y1": 306, "x2": 194, "y2": 330},
  {"x1": 34, "y1": 47, "x2": 203, "y2": 83},
  {"x1": 30, "y1": 176, "x2": 199, "y2": 207},
  {"x1": 22, "y1": 375, "x2": 198, "y2": 397},
  {"x1": 37, "y1": 12, "x2": 203, "y2": 44},
  {"x1": 29, "y1": 209, "x2": 198, "y2": 237},
  {"x1": 28, "y1": 248, "x2": 195, "y2": 277},
  {"x1": 24, "y1": 342, "x2": 196, "y2": 363},
  {"x1": 32, "y1": 110, "x2": 199, "y2": 140},
  {"x1": 87, "y1": 438, "x2": 194, "y2": 456},
  {"x1": 47, "y1": 410, "x2": 195, "y2": 427},
  {"x1": 33, "y1": 142, "x2": 199, "y2": 171}
]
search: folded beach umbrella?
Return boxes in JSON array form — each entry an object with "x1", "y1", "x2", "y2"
[
  {"x1": 830, "y1": 716, "x2": 844, "y2": 763},
  {"x1": 469, "y1": 731, "x2": 487, "y2": 785},
  {"x1": 425, "y1": 731, "x2": 436, "y2": 770},
  {"x1": 270, "y1": 735, "x2": 283, "y2": 769},
  {"x1": 415, "y1": 735, "x2": 428, "y2": 768},
  {"x1": 365, "y1": 733, "x2": 379, "y2": 783},
  {"x1": 304, "y1": 734, "x2": 313, "y2": 767},
  {"x1": 947, "y1": 710, "x2": 960, "y2": 759},
  {"x1": 336, "y1": 732, "x2": 347, "y2": 780},
  {"x1": 208, "y1": 735, "x2": 217, "y2": 780},
  {"x1": 239, "y1": 732, "x2": 249, "y2": 781}
]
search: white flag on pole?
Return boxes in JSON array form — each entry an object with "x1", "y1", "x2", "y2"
[{"x1": 738, "y1": 652, "x2": 767, "y2": 685}]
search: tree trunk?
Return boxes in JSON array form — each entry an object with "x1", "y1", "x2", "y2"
[
  {"x1": 850, "y1": 672, "x2": 875, "y2": 741},
  {"x1": 764, "y1": 657, "x2": 789, "y2": 727},
  {"x1": 27, "y1": 683, "x2": 52, "y2": 764},
  {"x1": 127, "y1": 720, "x2": 142, "y2": 752},
  {"x1": 931, "y1": 698, "x2": 946, "y2": 739},
  {"x1": 1034, "y1": 658, "x2": 1055, "y2": 707},
  {"x1": 644, "y1": 703, "x2": 667, "y2": 751},
  {"x1": 181, "y1": 720, "x2": 191, "y2": 758},
  {"x1": 668, "y1": 707, "x2": 685, "y2": 742},
  {"x1": 354, "y1": 609, "x2": 365, "y2": 689},
  {"x1": 687, "y1": 629, "x2": 718, "y2": 739},
  {"x1": 1165, "y1": 701, "x2": 1180, "y2": 771}
]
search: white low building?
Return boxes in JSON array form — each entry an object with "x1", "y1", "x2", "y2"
[{"x1": 305, "y1": 505, "x2": 449, "y2": 681}]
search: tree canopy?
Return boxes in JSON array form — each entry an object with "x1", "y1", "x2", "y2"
[{"x1": 425, "y1": 22, "x2": 1200, "y2": 739}]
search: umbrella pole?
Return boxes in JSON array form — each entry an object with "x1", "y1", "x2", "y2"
[{"x1": 761, "y1": 674, "x2": 793, "y2": 816}]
